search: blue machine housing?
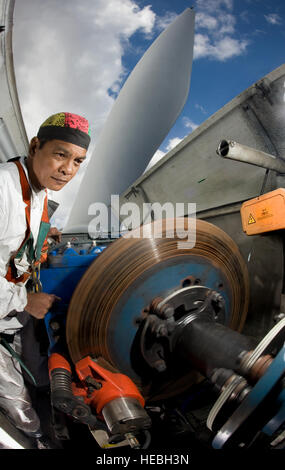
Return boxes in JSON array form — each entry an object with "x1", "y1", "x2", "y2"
[{"x1": 40, "y1": 244, "x2": 106, "y2": 353}]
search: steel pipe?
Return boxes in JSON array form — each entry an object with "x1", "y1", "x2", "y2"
[{"x1": 217, "y1": 140, "x2": 285, "y2": 173}]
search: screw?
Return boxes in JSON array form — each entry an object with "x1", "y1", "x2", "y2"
[
  {"x1": 155, "y1": 324, "x2": 168, "y2": 337},
  {"x1": 50, "y1": 320, "x2": 61, "y2": 332},
  {"x1": 159, "y1": 304, "x2": 174, "y2": 319},
  {"x1": 154, "y1": 360, "x2": 166, "y2": 372},
  {"x1": 212, "y1": 292, "x2": 223, "y2": 302},
  {"x1": 273, "y1": 313, "x2": 285, "y2": 324},
  {"x1": 73, "y1": 405, "x2": 88, "y2": 418}
]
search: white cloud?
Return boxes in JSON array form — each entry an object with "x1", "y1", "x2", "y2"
[
  {"x1": 13, "y1": 0, "x2": 156, "y2": 142},
  {"x1": 218, "y1": 14, "x2": 236, "y2": 35},
  {"x1": 90, "y1": 1, "x2": 155, "y2": 35},
  {"x1": 195, "y1": 103, "x2": 208, "y2": 115},
  {"x1": 214, "y1": 36, "x2": 248, "y2": 61},
  {"x1": 144, "y1": 149, "x2": 165, "y2": 173},
  {"x1": 196, "y1": 0, "x2": 234, "y2": 12},
  {"x1": 194, "y1": 34, "x2": 213, "y2": 59},
  {"x1": 165, "y1": 137, "x2": 184, "y2": 152},
  {"x1": 13, "y1": 0, "x2": 156, "y2": 228},
  {"x1": 156, "y1": 11, "x2": 178, "y2": 31},
  {"x1": 144, "y1": 136, "x2": 185, "y2": 172},
  {"x1": 194, "y1": 0, "x2": 249, "y2": 61},
  {"x1": 264, "y1": 14, "x2": 282, "y2": 25},
  {"x1": 194, "y1": 34, "x2": 248, "y2": 61},
  {"x1": 196, "y1": 13, "x2": 218, "y2": 31},
  {"x1": 182, "y1": 117, "x2": 199, "y2": 132}
]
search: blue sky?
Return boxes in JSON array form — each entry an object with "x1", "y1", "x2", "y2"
[
  {"x1": 13, "y1": 0, "x2": 285, "y2": 227},
  {"x1": 121, "y1": 0, "x2": 285, "y2": 161}
]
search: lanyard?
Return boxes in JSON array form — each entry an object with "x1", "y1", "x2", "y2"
[{"x1": 5, "y1": 159, "x2": 50, "y2": 285}]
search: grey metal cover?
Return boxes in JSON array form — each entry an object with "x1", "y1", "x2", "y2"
[
  {"x1": 0, "y1": 0, "x2": 28, "y2": 162},
  {"x1": 119, "y1": 64, "x2": 285, "y2": 226}
]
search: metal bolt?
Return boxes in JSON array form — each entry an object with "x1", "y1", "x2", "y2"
[
  {"x1": 85, "y1": 376, "x2": 102, "y2": 390},
  {"x1": 73, "y1": 406, "x2": 88, "y2": 418},
  {"x1": 125, "y1": 433, "x2": 140, "y2": 449},
  {"x1": 155, "y1": 324, "x2": 168, "y2": 337},
  {"x1": 273, "y1": 313, "x2": 285, "y2": 324},
  {"x1": 50, "y1": 320, "x2": 61, "y2": 332},
  {"x1": 154, "y1": 360, "x2": 167, "y2": 372},
  {"x1": 160, "y1": 305, "x2": 174, "y2": 319},
  {"x1": 59, "y1": 402, "x2": 69, "y2": 411},
  {"x1": 212, "y1": 292, "x2": 223, "y2": 303}
]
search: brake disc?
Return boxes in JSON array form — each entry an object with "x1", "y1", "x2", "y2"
[{"x1": 66, "y1": 218, "x2": 249, "y2": 397}]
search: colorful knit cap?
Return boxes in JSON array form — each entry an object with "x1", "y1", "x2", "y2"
[{"x1": 37, "y1": 112, "x2": 91, "y2": 150}]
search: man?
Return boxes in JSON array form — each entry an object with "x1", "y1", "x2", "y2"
[{"x1": 0, "y1": 112, "x2": 90, "y2": 446}]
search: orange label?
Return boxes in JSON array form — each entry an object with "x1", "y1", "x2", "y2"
[{"x1": 241, "y1": 189, "x2": 285, "y2": 235}]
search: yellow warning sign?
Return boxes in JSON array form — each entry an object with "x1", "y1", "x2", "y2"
[
  {"x1": 241, "y1": 189, "x2": 285, "y2": 235},
  {"x1": 248, "y1": 213, "x2": 256, "y2": 225}
]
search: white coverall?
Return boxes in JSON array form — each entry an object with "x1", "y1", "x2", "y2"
[{"x1": 0, "y1": 156, "x2": 46, "y2": 435}]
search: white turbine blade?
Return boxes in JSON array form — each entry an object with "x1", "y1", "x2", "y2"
[{"x1": 64, "y1": 8, "x2": 195, "y2": 234}]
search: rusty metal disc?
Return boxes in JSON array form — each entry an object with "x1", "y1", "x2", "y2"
[{"x1": 66, "y1": 218, "x2": 249, "y2": 397}]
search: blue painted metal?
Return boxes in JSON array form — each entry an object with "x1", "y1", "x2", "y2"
[
  {"x1": 40, "y1": 245, "x2": 106, "y2": 353},
  {"x1": 41, "y1": 247, "x2": 231, "y2": 370},
  {"x1": 212, "y1": 345, "x2": 285, "y2": 449},
  {"x1": 40, "y1": 246, "x2": 106, "y2": 302},
  {"x1": 263, "y1": 388, "x2": 285, "y2": 436},
  {"x1": 106, "y1": 255, "x2": 231, "y2": 379}
]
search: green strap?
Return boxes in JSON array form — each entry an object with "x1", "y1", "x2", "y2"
[
  {"x1": 35, "y1": 221, "x2": 50, "y2": 260},
  {"x1": 0, "y1": 337, "x2": 37, "y2": 386},
  {"x1": 15, "y1": 233, "x2": 34, "y2": 263},
  {"x1": 14, "y1": 221, "x2": 51, "y2": 264}
]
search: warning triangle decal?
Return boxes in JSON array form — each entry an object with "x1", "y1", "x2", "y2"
[{"x1": 248, "y1": 213, "x2": 256, "y2": 225}]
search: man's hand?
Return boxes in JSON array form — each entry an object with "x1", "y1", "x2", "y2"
[
  {"x1": 47, "y1": 227, "x2": 62, "y2": 243},
  {"x1": 25, "y1": 292, "x2": 61, "y2": 319}
]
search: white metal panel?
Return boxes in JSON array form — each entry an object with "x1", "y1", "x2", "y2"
[{"x1": 0, "y1": 0, "x2": 28, "y2": 162}]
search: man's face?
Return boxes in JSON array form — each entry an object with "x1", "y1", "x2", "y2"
[{"x1": 28, "y1": 138, "x2": 87, "y2": 191}]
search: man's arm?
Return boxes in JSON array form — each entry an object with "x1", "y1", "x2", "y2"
[
  {"x1": 47, "y1": 227, "x2": 62, "y2": 243},
  {"x1": 25, "y1": 292, "x2": 61, "y2": 319},
  {"x1": 0, "y1": 200, "x2": 29, "y2": 317},
  {"x1": 0, "y1": 274, "x2": 28, "y2": 319},
  {"x1": 0, "y1": 267, "x2": 61, "y2": 320},
  {"x1": 0, "y1": 195, "x2": 59, "y2": 319}
]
